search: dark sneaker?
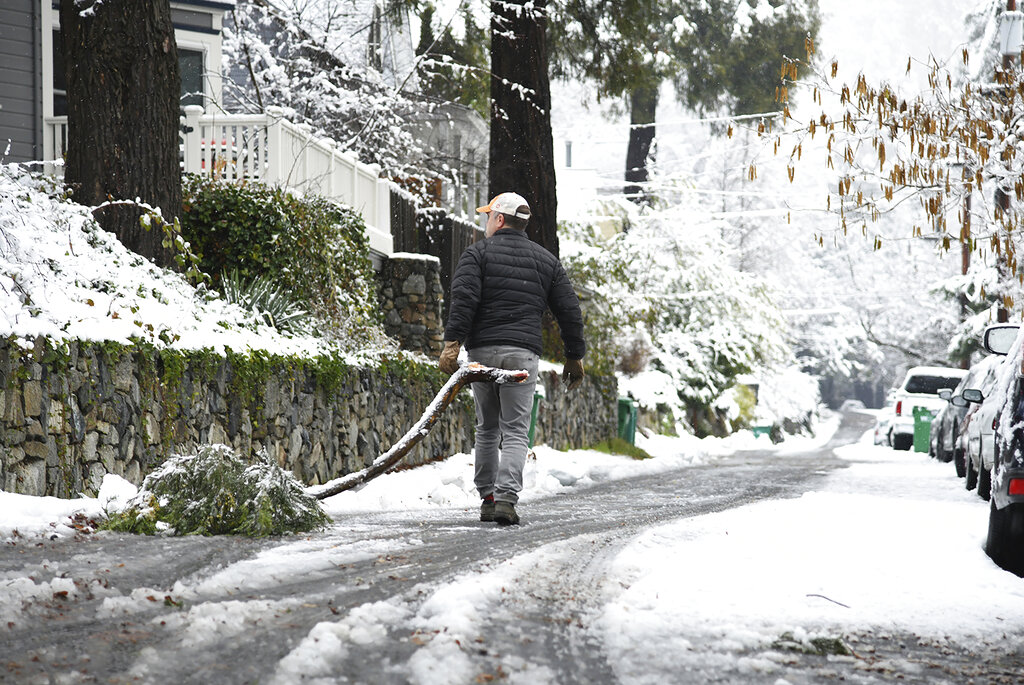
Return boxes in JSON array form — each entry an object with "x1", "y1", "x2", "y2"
[
  {"x1": 480, "y1": 499, "x2": 495, "y2": 522},
  {"x1": 493, "y1": 501, "x2": 520, "y2": 526}
]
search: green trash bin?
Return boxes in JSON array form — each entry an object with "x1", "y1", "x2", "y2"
[
  {"x1": 527, "y1": 392, "x2": 543, "y2": 448},
  {"x1": 617, "y1": 398, "x2": 638, "y2": 445},
  {"x1": 912, "y1": 406, "x2": 936, "y2": 453}
]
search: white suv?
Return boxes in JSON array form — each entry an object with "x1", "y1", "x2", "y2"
[{"x1": 889, "y1": 366, "x2": 968, "y2": 450}]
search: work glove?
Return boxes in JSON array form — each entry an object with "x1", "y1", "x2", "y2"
[
  {"x1": 439, "y1": 340, "x2": 461, "y2": 375},
  {"x1": 562, "y1": 358, "x2": 585, "y2": 391}
]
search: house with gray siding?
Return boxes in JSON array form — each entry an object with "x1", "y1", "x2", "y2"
[
  {"x1": 0, "y1": 0, "x2": 487, "y2": 228},
  {"x1": 0, "y1": 1, "x2": 43, "y2": 163},
  {"x1": 0, "y1": 0, "x2": 235, "y2": 165}
]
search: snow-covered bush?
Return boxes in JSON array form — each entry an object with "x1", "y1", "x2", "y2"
[
  {"x1": 101, "y1": 444, "x2": 331, "y2": 536},
  {"x1": 180, "y1": 175, "x2": 390, "y2": 348},
  {"x1": 0, "y1": 163, "x2": 397, "y2": 359},
  {"x1": 747, "y1": 365, "x2": 822, "y2": 436},
  {"x1": 561, "y1": 206, "x2": 790, "y2": 434}
]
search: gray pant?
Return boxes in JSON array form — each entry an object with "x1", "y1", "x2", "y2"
[{"x1": 468, "y1": 345, "x2": 539, "y2": 504}]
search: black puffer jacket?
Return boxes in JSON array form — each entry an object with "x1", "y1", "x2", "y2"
[{"x1": 444, "y1": 228, "x2": 586, "y2": 359}]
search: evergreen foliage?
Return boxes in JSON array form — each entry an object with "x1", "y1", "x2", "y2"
[
  {"x1": 416, "y1": 3, "x2": 490, "y2": 119},
  {"x1": 551, "y1": 0, "x2": 821, "y2": 116},
  {"x1": 550, "y1": 0, "x2": 820, "y2": 201},
  {"x1": 179, "y1": 175, "x2": 385, "y2": 346},
  {"x1": 560, "y1": 210, "x2": 788, "y2": 413},
  {"x1": 220, "y1": 267, "x2": 311, "y2": 335},
  {"x1": 101, "y1": 444, "x2": 331, "y2": 537}
]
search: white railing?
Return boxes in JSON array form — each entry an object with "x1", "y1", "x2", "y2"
[{"x1": 43, "y1": 106, "x2": 393, "y2": 255}]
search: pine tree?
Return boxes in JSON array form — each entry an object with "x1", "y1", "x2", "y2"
[
  {"x1": 416, "y1": 4, "x2": 490, "y2": 119},
  {"x1": 488, "y1": 0, "x2": 560, "y2": 256},
  {"x1": 551, "y1": 0, "x2": 820, "y2": 203}
]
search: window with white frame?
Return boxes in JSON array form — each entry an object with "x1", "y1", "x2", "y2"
[
  {"x1": 368, "y1": 2, "x2": 384, "y2": 72},
  {"x1": 42, "y1": 1, "x2": 226, "y2": 118}
]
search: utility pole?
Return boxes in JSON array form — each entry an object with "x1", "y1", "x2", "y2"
[
  {"x1": 961, "y1": 164, "x2": 971, "y2": 369},
  {"x1": 997, "y1": 0, "x2": 1021, "y2": 323}
]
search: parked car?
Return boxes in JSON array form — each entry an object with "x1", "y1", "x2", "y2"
[
  {"x1": 888, "y1": 366, "x2": 968, "y2": 450},
  {"x1": 931, "y1": 355, "x2": 1003, "y2": 471},
  {"x1": 873, "y1": 393, "x2": 896, "y2": 446},
  {"x1": 966, "y1": 324, "x2": 1024, "y2": 575},
  {"x1": 929, "y1": 397, "x2": 952, "y2": 458},
  {"x1": 962, "y1": 360, "x2": 1008, "y2": 499}
]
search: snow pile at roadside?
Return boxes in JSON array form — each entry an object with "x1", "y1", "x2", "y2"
[
  {"x1": 0, "y1": 164, "x2": 337, "y2": 358},
  {"x1": 748, "y1": 364, "x2": 821, "y2": 428},
  {"x1": 0, "y1": 474, "x2": 136, "y2": 539},
  {"x1": 593, "y1": 434, "x2": 1024, "y2": 681}
]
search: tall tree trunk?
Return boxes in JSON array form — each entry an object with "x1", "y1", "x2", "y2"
[
  {"x1": 60, "y1": 0, "x2": 181, "y2": 268},
  {"x1": 625, "y1": 85, "x2": 658, "y2": 204},
  {"x1": 488, "y1": 0, "x2": 559, "y2": 257}
]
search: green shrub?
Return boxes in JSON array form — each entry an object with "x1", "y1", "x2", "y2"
[
  {"x1": 180, "y1": 175, "x2": 381, "y2": 341},
  {"x1": 587, "y1": 437, "x2": 652, "y2": 460},
  {"x1": 101, "y1": 444, "x2": 331, "y2": 536},
  {"x1": 729, "y1": 383, "x2": 758, "y2": 431}
]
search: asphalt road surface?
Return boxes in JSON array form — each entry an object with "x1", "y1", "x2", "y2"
[{"x1": 4, "y1": 412, "x2": 1024, "y2": 684}]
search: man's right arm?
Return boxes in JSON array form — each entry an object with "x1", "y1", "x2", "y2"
[{"x1": 444, "y1": 247, "x2": 482, "y2": 344}]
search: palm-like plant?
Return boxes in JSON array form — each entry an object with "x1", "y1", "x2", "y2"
[{"x1": 220, "y1": 268, "x2": 310, "y2": 334}]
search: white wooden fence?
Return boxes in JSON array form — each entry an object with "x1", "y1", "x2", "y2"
[{"x1": 43, "y1": 105, "x2": 393, "y2": 256}]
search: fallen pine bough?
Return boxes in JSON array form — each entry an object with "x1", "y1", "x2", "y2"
[
  {"x1": 306, "y1": 363, "x2": 528, "y2": 500},
  {"x1": 101, "y1": 363, "x2": 526, "y2": 536}
]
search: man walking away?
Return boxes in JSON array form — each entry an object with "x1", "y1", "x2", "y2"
[{"x1": 439, "y1": 192, "x2": 586, "y2": 526}]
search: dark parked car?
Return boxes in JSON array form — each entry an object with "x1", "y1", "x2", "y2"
[{"x1": 969, "y1": 324, "x2": 1024, "y2": 575}]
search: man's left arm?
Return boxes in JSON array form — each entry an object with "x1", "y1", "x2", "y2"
[{"x1": 548, "y1": 263, "x2": 586, "y2": 389}]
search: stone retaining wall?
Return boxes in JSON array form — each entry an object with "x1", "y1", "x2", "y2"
[
  {"x1": 0, "y1": 337, "x2": 618, "y2": 498},
  {"x1": 533, "y1": 368, "x2": 618, "y2": 450},
  {"x1": 378, "y1": 254, "x2": 444, "y2": 356},
  {"x1": 0, "y1": 337, "x2": 473, "y2": 497}
]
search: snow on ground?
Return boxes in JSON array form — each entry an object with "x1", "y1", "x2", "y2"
[
  {"x1": 269, "y1": 418, "x2": 1024, "y2": 684},
  {"x1": 0, "y1": 413, "x2": 834, "y2": 539},
  {"x1": 0, "y1": 412, "x2": 839, "y2": 681},
  {"x1": 0, "y1": 164, "x2": 359, "y2": 359},
  {"x1": 595, "y1": 431, "x2": 1024, "y2": 682},
  {"x1": 302, "y1": 420, "x2": 1021, "y2": 684},
  {"x1": 6, "y1": 414, "x2": 1022, "y2": 681}
]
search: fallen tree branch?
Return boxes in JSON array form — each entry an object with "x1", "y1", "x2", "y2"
[{"x1": 306, "y1": 363, "x2": 528, "y2": 500}]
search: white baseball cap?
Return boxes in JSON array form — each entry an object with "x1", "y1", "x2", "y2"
[{"x1": 476, "y1": 192, "x2": 531, "y2": 219}]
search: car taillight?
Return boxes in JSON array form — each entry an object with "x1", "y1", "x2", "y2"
[
  {"x1": 896, "y1": 401, "x2": 902, "y2": 417},
  {"x1": 1010, "y1": 478, "x2": 1024, "y2": 496}
]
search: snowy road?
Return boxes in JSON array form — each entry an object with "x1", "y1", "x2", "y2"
[{"x1": 4, "y1": 412, "x2": 1024, "y2": 684}]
